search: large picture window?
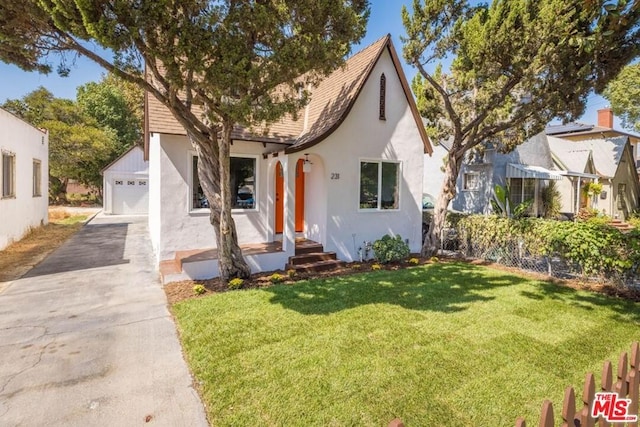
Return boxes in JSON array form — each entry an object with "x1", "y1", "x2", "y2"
[
  {"x1": 359, "y1": 160, "x2": 399, "y2": 210},
  {"x1": 2, "y1": 152, "x2": 15, "y2": 198},
  {"x1": 509, "y1": 178, "x2": 535, "y2": 209},
  {"x1": 192, "y1": 155, "x2": 256, "y2": 210}
]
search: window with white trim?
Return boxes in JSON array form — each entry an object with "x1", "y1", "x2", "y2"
[
  {"x1": 359, "y1": 160, "x2": 399, "y2": 210},
  {"x1": 463, "y1": 173, "x2": 480, "y2": 191},
  {"x1": 33, "y1": 159, "x2": 41, "y2": 197},
  {"x1": 191, "y1": 155, "x2": 257, "y2": 210},
  {"x1": 509, "y1": 178, "x2": 535, "y2": 206},
  {"x1": 2, "y1": 152, "x2": 15, "y2": 198}
]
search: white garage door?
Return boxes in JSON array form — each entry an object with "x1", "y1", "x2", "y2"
[{"x1": 112, "y1": 178, "x2": 149, "y2": 214}]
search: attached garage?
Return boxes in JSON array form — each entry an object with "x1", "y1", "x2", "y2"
[{"x1": 102, "y1": 145, "x2": 149, "y2": 215}]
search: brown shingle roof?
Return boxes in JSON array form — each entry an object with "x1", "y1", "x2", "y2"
[{"x1": 146, "y1": 35, "x2": 432, "y2": 154}]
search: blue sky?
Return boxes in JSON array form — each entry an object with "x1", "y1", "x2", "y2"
[{"x1": 0, "y1": 0, "x2": 611, "y2": 125}]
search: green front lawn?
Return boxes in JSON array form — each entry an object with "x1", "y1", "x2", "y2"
[{"x1": 172, "y1": 262, "x2": 639, "y2": 426}]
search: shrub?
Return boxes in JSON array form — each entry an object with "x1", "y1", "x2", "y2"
[
  {"x1": 193, "y1": 284, "x2": 206, "y2": 295},
  {"x1": 372, "y1": 234, "x2": 410, "y2": 263},
  {"x1": 457, "y1": 214, "x2": 639, "y2": 281},
  {"x1": 430, "y1": 256, "x2": 439, "y2": 263},
  {"x1": 287, "y1": 269, "x2": 297, "y2": 278},
  {"x1": 408, "y1": 257, "x2": 420, "y2": 265},
  {"x1": 371, "y1": 263, "x2": 382, "y2": 271},
  {"x1": 540, "y1": 181, "x2": 562, "y2": 219},
  {"x1": 228, "y1": 278, "x2": 244, "y2": 290},
  {"x1": 269, "y1": 273, "x2": 285, "y2": 284},
  {"x1": 351, "y1": 264, "x2": 362, "y2": 270}
]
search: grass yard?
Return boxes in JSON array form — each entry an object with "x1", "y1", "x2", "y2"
[{"x1": 172, "y1": 262, "x2": 640, "y2": 426}]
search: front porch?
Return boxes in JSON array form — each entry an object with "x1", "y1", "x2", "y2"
[{"x1": 159, "y1": 238, "x2": 342, "y2": 284}]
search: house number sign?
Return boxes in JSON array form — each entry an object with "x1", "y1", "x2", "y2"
[{"x1": 330, "y1": 173, "x2": 340, "y2": 180}]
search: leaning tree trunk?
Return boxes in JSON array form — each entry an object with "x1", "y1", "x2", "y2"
[
  {"x1": 422, "y1": 147, "x2": 463, "y2": 257},
  {"x1": 192, "y1": 124, "x2": 251, "y2": 280}
]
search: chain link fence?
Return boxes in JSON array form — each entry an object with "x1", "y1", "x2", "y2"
[{"x1": 444, "y1": 226, "x2": 640, "y2": 289}]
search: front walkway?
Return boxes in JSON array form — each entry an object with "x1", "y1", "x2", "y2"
[{"x1": 0, "y1": 214, "x2": 208, "y2": 426}]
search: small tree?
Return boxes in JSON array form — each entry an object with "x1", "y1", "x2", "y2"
[
  {"x1": 0, "y1": 1, "x2": 370, "y2": 279},
  {"x1": 402, "y1": 0, "x2": 640, "y2": 256},
  {"x1": 2, "y1": 87, "x2": 117, "y2": 198},
  {"x1": 603, "y1": 64, "x2": 640, "y2": 132}
]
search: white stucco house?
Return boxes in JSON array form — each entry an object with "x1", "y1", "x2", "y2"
[
  {"x1": 102, "y1": 145, "x2": 149, "y2": 215},
  {"x1": 145, "y1": 35, "x2": 433, "y2": 280},
  {"x1": 0, "y1": 107, "x2": 49, "y2": 250}
]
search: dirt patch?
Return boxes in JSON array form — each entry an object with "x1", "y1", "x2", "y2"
[
  {"x1": 166, "y1": 257, "x2": 434, "y2": 305},
  {"x1": 0, "y1": 208, "x2": 92, "y2": 286},
  {"x1": 165, "y1": 255, "x2": 640, "y2": 305}
]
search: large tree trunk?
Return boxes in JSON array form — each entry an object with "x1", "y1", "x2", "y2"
[
  {"x1": 422, "y1": 146, "x2": 463, "y2": 257},
  {"x1": 192, "y1": 124, "x2": 251, "y2": 280}
]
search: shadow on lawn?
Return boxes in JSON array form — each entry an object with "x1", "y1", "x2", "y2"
[
  {"x1": 520, "y1": 281, "x2": 640, "y2": 323},
  {"x1": 265, "y1": 262, "x2": 528, "y2": 315}
]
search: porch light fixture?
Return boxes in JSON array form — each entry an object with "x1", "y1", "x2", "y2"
[{"x1": 303, "y1": 154, "x2": 312, "y2": 173}]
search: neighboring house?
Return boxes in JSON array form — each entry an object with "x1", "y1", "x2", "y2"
[
  {"x1": 145, "y1": 35, "x2": 432, "y2": 279},
  {"x1": 547, "y1": 108, "x2": 640, "y2": 174},
  {"x1": 548, "y1": 134, "x2": 640, "y2": 220},
  {"x1": 102, "y1": 145, "x2": 149, "y2": 215},
  {"x1": 450, "y1": 133, "x2": 563, "y2": 216},
  {"x1": 442, "y1": 107, "x2": 640, "y2": 220},
  {"x1": 0, "y1": 108, "x2": 49, "y2": 250}
]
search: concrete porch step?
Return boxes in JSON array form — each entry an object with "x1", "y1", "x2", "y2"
[
  {"x1": 295, "y1": 241, "x2": 324, "y2": 255},
  {"x1": 287, "y1": 252, "x2": 337, "y2": 266},
  {"x1": 285, "y1": 259, "x2": 346, "y2": 273}
]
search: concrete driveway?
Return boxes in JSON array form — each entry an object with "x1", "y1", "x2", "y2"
[{"x1": 0, "y1": 215, "x2": 208, "y2": 426}]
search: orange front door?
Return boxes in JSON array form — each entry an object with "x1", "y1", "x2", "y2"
[
  {"x1": 275, "y1": 162, "x2": 284, "y2": 234},
  {"x1": 295, "y1": 159, "x2": 305, "y2": 232}
]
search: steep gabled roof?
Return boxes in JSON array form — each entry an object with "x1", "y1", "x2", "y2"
[
  {"x1": 146, "y1": 35, "x2": 432, "y2": 155},
  {"x1": 548, "y1": 135, "x2": 628, "y2": 178}
]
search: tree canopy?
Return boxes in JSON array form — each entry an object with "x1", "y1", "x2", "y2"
[
  {"x1": 603, "y1": 63, "x2": 640, "y2": 132},
  {"x1": 402, "y1": 0, "x2": 640, "y2": 255},
  {"x1": 0, "y1": 1, "x2": 370, "y2": 279},
  {"x1": 77, "y1": 73, "x2": 143, "y2": 152},
  {"x1": 2, "y1": 87, "x2": 116, "y2": 197}
]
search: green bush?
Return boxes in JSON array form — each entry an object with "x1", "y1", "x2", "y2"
[
  {"x1": 408, "y1": 257, "x2": 420, "y2": 265},
  {"x1": 228, "y1": 278, "x2": 244, "y2": 290},
  {"x1": 457, "y1": 215, "x2": 639, "y2": 280},
  {"x1": 193, "y1": 284, "x2": 206, "y2": 295},
  {"x1": 372, "y1": 234, "x2": 410, "y2": 263}
]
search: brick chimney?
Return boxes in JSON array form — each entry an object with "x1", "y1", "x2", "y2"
[{"x1": 597, "y1": 107, "x2": 614, "y2": 128}]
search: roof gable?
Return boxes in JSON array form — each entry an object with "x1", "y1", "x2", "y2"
[
  {"x1": 548, "y1": 134, "x2": 629, "y2": 178},
  {"x1": 146, "y1": 35, "x2": 432, "y2": 155},
  {"x1": 102, "y1": 145, "x2": 148, "y2": 174}
]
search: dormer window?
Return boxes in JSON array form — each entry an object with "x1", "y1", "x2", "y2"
[{"x1": 379, "y1": 73, "x2": 386, "y2": 120}]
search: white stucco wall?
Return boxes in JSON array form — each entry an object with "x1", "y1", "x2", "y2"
[
  {"x1": 151, "y1": 134, "x2": 286, "y2": 260},
  {"x1": 148, "y1": 133, "x2": 162, "y2": 261},
  {"x1": 297, "y1": 49, "x2": 424, "y2": 261},
  {"x1": 149, "y1": 48, "x2": 425, "y2": 268},
  {"x1": 0, "y1": 109, "x2": 49, "y2": 250}
]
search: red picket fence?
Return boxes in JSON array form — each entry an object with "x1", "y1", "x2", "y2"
[
  {"x1": 515, "y1": 342, "x2": 639, "y2": 427},
  {"x1": 388, "y1": 342, "x2": 639, "y2": 427}
]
